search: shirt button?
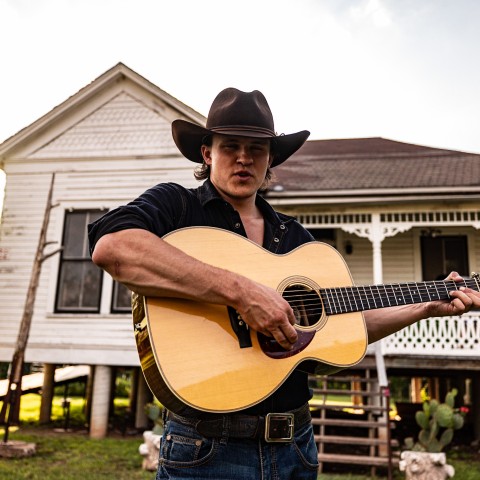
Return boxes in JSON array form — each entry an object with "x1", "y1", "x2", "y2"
[
  {"x1": 234, "y1": 223, "x2": 241, "y2": 229},
  {"x1": 280, "y1": 224, "x2": 286, "y2": 230},
  {"x1": 274, "y1": 237, "x2": 280, "y2": 243}
]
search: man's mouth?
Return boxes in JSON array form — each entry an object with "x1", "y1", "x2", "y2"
[{"x1": 235, "y1": 171, "x2": 252, "y2": 178}]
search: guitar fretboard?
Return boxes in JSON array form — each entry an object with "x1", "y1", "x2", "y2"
[{"x1": 321, "y1": 278, "x2": 480, "y2": 315}]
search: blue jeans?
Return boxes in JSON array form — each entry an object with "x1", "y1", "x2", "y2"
[{"x1": 156, "y1": 416, "x2": 319, "y2": 479}]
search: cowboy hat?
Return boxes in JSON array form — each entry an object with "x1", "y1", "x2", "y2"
[{"x1": 172, "y1": 88, "x2": 310, "y2": 167}]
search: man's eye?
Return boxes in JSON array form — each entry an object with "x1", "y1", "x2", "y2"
[{"x1": 252, "y1": 146, "x2": 267, "y2": 152}]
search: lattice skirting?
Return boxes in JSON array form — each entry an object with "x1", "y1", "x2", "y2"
[{"x1": 382, "y1": 314, "x2": 480, "y2": 356}]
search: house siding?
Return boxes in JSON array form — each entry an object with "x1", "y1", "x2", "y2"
[
  {"x1": 0, "y1": 66, "x2": 205, "y2": 366},
  {"x1": 382, "y1": 231, "x2": 417, "y2": 283}
]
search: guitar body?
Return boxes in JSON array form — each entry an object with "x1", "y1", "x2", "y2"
[{"x1": 133, "y1": 226, "x2": 367, "y2": 413}]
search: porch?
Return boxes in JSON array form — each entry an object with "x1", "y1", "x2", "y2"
[{"x1": 381, "y1": 311, "x2": 480, "y2": 358}]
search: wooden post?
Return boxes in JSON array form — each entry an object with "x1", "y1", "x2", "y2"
[
  {"x1": 90, "y1": 365, "x2": 113, "y2": 439},
  {"x1": 0, "y1": 174, "x2": 61, "y2": 429},
  {"x1": 39, "y1": 363, "x2": 56, "y2": 424},
  {"x1": 411, "y1": 377, "x2": 423, "y2": 403},
  {"x1": 84, "y1": 367, "x2": 94, "y2": 425},
  {"x1": 135, "y1": 372, "x2": 152, "y2": 430}
]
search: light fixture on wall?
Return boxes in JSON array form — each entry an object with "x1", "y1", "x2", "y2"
[{"x1": 420, "y1": 228, "x2": 442, "y2": 238}]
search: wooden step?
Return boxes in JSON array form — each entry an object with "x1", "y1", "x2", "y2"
[
  {"x1": 311, "y1": 403, "x2": 390, "y2": 413},
  {"x1": 314, "y1": 375, "x2": 380, "y2": 384},
  {"x1": 318, "y1": 453, "x2": 399, "y2": 467},
  {"x1": 315, "y1": 434, "x2": 398, "y2": 447},
  {"x1": 311, "y1": 418, "x2": 390, "y2": 428},
  {"x1": 312, "y1": 388, "x2": 383, "y2": 397}
]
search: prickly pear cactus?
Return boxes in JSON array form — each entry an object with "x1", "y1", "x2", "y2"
[{"x1": 404, "y1": 389, "x2": 465, "y2": 453}]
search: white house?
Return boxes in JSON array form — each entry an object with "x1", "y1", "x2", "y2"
[{"x1": 0, "y1": 63, "x2": 479, "y2": 443}]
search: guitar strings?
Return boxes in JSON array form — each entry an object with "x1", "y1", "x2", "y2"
[{"x1": 280, "y1": 279, "x2": 479, "y2": 316}]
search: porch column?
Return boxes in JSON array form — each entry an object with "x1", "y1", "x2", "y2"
[
  {"x1": 342, "y1": 213, "x2": 388, "y2": 285},
  {"x1": 135, "y1": 372, "x2": 152, "y2": 430},
  {"x1": 370, "y1": 214, "x2": 384, "y2": 285},
  {"x1": 90, "y1": 365, "x2": 113, "y2": 439},
  {"x1": 39, "y1": 363, "x2": 56, "y2": 424}
]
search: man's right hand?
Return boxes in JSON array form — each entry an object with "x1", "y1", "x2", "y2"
[{"x1": 234, "y1": 280, "x2": 298, "y2": 350}]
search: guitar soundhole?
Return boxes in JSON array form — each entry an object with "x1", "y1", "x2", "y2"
[
  {"x1": 282, "y1": 282, "x2": 323, "y2": 328},
  {"x1": 259, "y1": 279, "x2": 324, "y2": 358}
]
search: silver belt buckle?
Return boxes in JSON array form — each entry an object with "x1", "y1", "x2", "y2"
[{"x1": 264, "y1": 413, "x2": 294, "y2": 443}]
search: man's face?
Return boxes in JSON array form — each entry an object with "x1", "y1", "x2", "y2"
[{"x1": 201, "y1": 134, "x2": 272, "y2": 204}]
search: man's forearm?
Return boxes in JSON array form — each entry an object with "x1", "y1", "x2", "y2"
[
  {"x1": 91, "y1": 228, "x2": 245, "y2": 306},
  {"x1": 364, "y1": 303, "x2": 428, "y2": 344}
]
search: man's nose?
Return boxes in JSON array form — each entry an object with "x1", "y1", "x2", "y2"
[{"x1": 237, "y1": 147, "x2": 253, "y2": 164}]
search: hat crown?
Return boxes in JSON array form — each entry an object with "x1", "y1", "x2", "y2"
[
  {"x1": 171, "y1": 87, "x2": 309, "y2": 167},
  {"x1": 206, "y1": 88, "x2": 275, "y2": 136}
]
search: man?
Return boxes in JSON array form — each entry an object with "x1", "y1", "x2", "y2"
[{"x1": 88, "y1": 88, "x2": 479, "y2": 479}]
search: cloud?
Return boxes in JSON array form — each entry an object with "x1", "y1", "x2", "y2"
[{"x1": 349, "y1": 0, "x2": 393, "y2": 28}]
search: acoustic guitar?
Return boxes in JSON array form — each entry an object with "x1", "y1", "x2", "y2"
[{"x1": 132, "y1": 226, "x2": 478, "y2": 414}]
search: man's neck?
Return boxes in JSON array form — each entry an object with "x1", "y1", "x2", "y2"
[{"x1": 240, "y1": 213, "x2": 265, "y2": 246}]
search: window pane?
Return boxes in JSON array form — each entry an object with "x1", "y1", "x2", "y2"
[
  {"x1": 63, "y1": 212, "x2": 87, "y2": 257},
  {"x1": 63, "y1": 211, "x2": 105, "y2": 257},
  {"x1": 57, "y1": 261, "x2": 102, "y2": 310},
  {"x1": 112, "y1": 281, "x2": 132, "y2": 313},
  {"x1": 421, "y1": 235, "x2": 469, "y2": 280},
  {"x1": 82, "y1": 262, "x2": 103, "y2": 308},
  {"x1": 444, "y1": 238, "x2": 468, "y2": 275},
  {"x1": 58, "y1": 262, "x2": 84, "y2": 308},
  {"x1": 56, "y1": 210, "x2": 104, "y2": 313}
]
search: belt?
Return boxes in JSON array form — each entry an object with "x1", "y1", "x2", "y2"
[{"x1": 166, "y1": 403, "x2": 311, "y2": 443}]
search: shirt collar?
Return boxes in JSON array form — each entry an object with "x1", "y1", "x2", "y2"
[{"x1": 197, "y1": 179, "x2": 295, "y2": 227}]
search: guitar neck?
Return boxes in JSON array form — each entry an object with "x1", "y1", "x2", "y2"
[{"x1": 321, "y1": 277, "x2": 480, "y2": 315}]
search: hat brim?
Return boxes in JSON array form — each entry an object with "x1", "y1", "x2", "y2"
[{"x1": 172, "y1": 119, "x2": 310, "y2": 167}]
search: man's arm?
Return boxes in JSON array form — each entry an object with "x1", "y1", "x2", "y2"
[
  {"x1": 364, "y1": 271, "x2": 480, "y2": 343},
  {"x1": 91, "y1": 228, "x2": 299, "y2": 349}
]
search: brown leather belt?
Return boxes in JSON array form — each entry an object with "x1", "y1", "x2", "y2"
[{"x1": 167, "y1": 403, "x2": 311, "y2": 443}]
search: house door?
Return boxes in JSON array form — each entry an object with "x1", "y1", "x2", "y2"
[{"x1": 421, "y1": 235, "x2": 469, "y2": 280}]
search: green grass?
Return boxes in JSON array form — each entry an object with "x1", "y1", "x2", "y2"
[
  {"x1": 0, "y1": 428, "x2": 154, "y2": 480},
  {"x1": 1, "y1": 395, "x2": 479, "y2": 479}
]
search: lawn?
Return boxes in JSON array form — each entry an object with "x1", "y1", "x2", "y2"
[
  {"x1": 1, "y1": 394, "x2": 479, "y2": 479},
  {"x1": 0, "y1": 427, "x2": 154, "y2": 480}
]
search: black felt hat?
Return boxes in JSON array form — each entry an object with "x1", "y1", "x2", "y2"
[{"x1": 172, "y1": 88, "x2": 310, "y2": 167}]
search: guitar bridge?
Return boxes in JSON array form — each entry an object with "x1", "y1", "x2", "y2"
[{"x1": 227, "y1": 306, "x2": 252, "y2": 348}]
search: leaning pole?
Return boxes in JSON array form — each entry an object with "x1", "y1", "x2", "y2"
[{"x1": 0, "y1": 173, "x2": 61, "y2": 440}]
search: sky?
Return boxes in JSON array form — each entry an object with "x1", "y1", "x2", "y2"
[{"x1": 1, "y1": 0, "x2": 480, "y2": 155}]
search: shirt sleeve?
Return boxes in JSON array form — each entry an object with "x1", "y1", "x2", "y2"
[{"x1": 87, "y1": 182, "x2": 187, "y2": 255}]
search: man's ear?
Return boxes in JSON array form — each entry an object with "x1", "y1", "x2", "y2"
[{"x1": 201, "y1": 145, "x2": 212, "y2": 165}]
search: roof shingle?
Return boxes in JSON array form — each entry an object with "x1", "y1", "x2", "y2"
[{"x1": 271, "y1": 137, "x2": 480, "y2": 192}]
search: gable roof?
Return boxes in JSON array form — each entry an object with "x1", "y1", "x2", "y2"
[
  {"x1": 0, "y1": 63, "x2": 206, "y2": 159},
  {"x1": 268, "y1": 137, "x2": 480, "y2": 199}
]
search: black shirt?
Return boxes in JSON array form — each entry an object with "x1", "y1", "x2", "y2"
[{"x1": 88, "y1": 179, "x2": 315, "y2": 414}]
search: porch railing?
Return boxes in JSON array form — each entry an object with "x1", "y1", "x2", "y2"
[{"x1": 381, "y1": 313, "x2": 480, "y2": 357}]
